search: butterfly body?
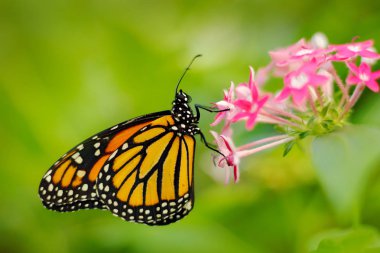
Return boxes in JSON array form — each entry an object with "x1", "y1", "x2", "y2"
[{"x1": 39, "y1": 91, "x2": 200, "y2": 225}]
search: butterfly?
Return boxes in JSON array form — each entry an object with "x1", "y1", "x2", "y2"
[{"x1": 38, "y1": 55, "x2": 226, "y2": 225}]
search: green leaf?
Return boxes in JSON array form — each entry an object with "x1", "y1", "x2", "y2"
[
  {"x1": 311, "y1": 125, "x2": 380, "y2": 223},
  {"x1": 307, "y1": 116, "x2": 316, "y2": 127},
  {"x1": 299, "y1": 131, "x2": 310, "y2": 139},
  {"x1": 321, "y1": 104, "x2": 330, "y2": 117},
  {"x1": 283, "y1": 141, "x2": 295, "y2": 157},
  {"x1": 309, "y1": 226, "x2": 380, "y2": 253}
]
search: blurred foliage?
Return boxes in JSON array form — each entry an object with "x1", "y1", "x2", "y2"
[
  {"x1": 312, "y1": 126, "x2": 380, "y2": 224},
  {"x1": 309, "y1": 226, "x2": 380, "y2": 253},
  {"x1": 1, "y1": 0, "x2": 380, "y2": 253}
]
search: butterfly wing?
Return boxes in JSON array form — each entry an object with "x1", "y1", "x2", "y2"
[
  {"x1": 38, "y1": 111, "x2": 170, "y2": 212},
  {"x1": 97, "y1": 115, "x2": 195, "y2": 225}
]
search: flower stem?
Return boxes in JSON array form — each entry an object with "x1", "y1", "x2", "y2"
[
  {"x1": 237, "y1": 137, "x2": 295, "y2": 158},
  {"x1": 315, "y1": 87, "x2": 324, "y2": 107},
  {"x1": 341, "y1": 83, "x2": 365, "y2": 118},
  {"x1": 259, "y1": 111, "x2": 301, "y2": 128},
  {"x1": 308, "y1": 95, "x2": 319, "y2": 116},
  {"x1": 263, "y1": 106, "x2": 303, "y2": 122},
  {"x1": 237, "y1": 134, "x2": 290, "y2": 151},
  {"x1": 330, "y1": 67, "x2": 349, "y2": 107}
]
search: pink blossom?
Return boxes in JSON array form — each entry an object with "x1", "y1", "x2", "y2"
[
  {"x1": 268, "y1": 39, "x2": 331, "y2": 77},
  {"x1": 211, "y1": 82, "x2": 236, "y2": 127},
  {"x1": 268, "y1": 39, "x2": 308, "y2": 76},
  {"x1": 210, "y1": 131, "x2": 240, "y2": 183},
  {"x1": 277, "y1": 61, "x2": 329, "y2": 106},
  {"x1": 210, "y1": 34, "x2": 380, "y2": 184},
  {"x1": 346, "y1": 62, "x2": 380, "y2": 92},
  {"x1": 231, "y1": 67, "x2": 269, "y2": 129},
  {"x1": 331, "y1": 40, "x2": 380, "y2": 60},
  {"x1": 362, "y1": 47, "x2": 379, "y2": 65},
  {"x1": 269, "y1": 39, "x2": 308, "y2": 65}
]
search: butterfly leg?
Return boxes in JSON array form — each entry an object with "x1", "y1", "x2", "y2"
[
  {"x1": 194, "y1": 104, "x2": 229, "y2": 122},
  {"x1": 194, "y1": 104, "x2": 230, "y2": 157},
  {"x1": 198, "y1": 130, "x2": 228, "y2": 157}
]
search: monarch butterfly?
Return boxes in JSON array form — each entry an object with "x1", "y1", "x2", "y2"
[{"x1": 38, "y1": 55, "x2": 226, "y2": 225}]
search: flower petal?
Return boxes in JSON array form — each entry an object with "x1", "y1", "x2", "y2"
[
  {"x1": 346, "y1": 74, "x2": 360, "y2": 85},
  {"x1": 358, "y1": 62, "x2": 371, "y2": 75},
  {"x1": 372, "y1": 70, "x2": 380, "y2": 79},
  {"x1": 292, "y1": 88, "x2": 308, "y2": 106},
  {"x1": 246, "y1": 113, "x2": 258, "y2": 130},
  {"x1": 234, "y1": 99, "x2": 252, "y2": 111},
  {"x1": 233, "y1": 165, "x2": 239, "y2": 182},
  {"x1": 360, "y1": 50, "x2": 380, "y2": 59},
  {"x1": 366, "y1": 80, "x2": 380, "y2": 92},
  {"x1": 346, "y1": 62, "x2": 359, "y2": 75},
  {"x1": 276, "y1": 87, "x2": 291, "y2": 101}
]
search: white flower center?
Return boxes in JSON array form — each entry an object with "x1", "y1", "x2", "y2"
[
  {"x1": 295, "y1": 49, "x2": 314, "y2": 56},
  {"x1": 359, "y1": 73, "x2": 369, "y2": 82},
  {"x1": 347, "y1": 45, "x2": 361, "y2": 52},
  {"x1": 290, "y1": 73, "x2": 309, "y2": 88}
]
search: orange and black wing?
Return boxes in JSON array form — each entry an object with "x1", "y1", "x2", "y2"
[
  {"x1": 97, "y1": 115, "x2": 195, "y2": 225},
  {"x1": 38, "y1": 111, "x2": 170, "y2": 212}
]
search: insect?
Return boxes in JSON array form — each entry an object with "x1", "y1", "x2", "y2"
[{"x1": 38, "y1": 55, "x2": 226, "y2": 225}]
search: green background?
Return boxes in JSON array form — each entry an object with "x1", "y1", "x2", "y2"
[{"x1": 1, "y1": 1, "x2": 380, "y2": 253}]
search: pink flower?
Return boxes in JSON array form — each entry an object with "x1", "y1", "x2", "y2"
[
  {"x1": 210, "y1": 35, "x2": 380, "y2": 185},
  {"x1": 346, "y1": 62, "x2": 380, "y2": 92},
  {"x1": 268, "y1": 38, "x2": 330, "y2": 77},
  {"x1": 331, "y1": 40, "x2": 380, "y2": 60},
  {"x1": 231, "y1": 67, "x2": 269, "y2": 129},
  {"x1": 269, "y1": 39, "x2": 308, "y2": 76},
  {"x1": 211, "y1": 82, "x2": 236, "y2": 127},
  {"x1": 210, "y1": 131, "x2": 240, "y2": 183},
  {"x1": 362, "y1": 47, "x2": 379, "y2": 65},
  {"x1": 277, "y1": 61, "x2": 329, "y2": 106},
  {"x1": 269, "y1": 39, "x2": 308, "y2": 65}
]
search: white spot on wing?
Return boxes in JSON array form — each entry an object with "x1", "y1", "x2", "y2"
[
  {"x1": 104, "y1": 164, "x2": 109, "y2": 172},
  {"x1": 44, "y1": 170, "x2": 52, "y2": 178},
  {"x1": 109, "y1": 150, "x2": 117, "y2": 160},
  {"x1": 184, "y1": 201, "x2": 192, "y2": 210},
  {"x1": 82, "y1": 184, "x2": 88, "y2": 191},
  {"x1": 75, "y1": 156, "x2": 83, "y2": 164},
  {"x1": 77, "y1": 170, "x2": 86, "y2": 178},
  {"x1": 122, "y1": 143, "x2": 129, "y2": 150}
]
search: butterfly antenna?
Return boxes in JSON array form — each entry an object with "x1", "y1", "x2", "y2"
[{"x1": 175, "y1": 54, "x2": 202, "y2": 95}]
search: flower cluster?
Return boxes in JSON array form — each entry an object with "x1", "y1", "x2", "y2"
[{"x1": 211, "y1": 33, "x2": 380, "y2": 183}]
